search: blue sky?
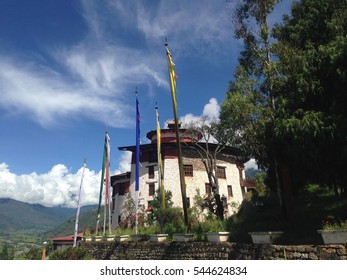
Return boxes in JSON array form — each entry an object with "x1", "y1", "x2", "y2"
[{"x1": 0, "y1": 0, "x2": 292, "y2": 207}]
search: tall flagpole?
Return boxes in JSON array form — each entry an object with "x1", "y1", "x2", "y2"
[
  {"x1": 73, "y1": 158, "x2": 86, "y2": 247},
  {"x1": 103, "y1": 131, "x2": 111, "y2": 235},
  {"x1": 156, "y1": 103, "x2": 165, "y2": 233},
  {"x1": 165, "y1": 41, "x2": 189, "y2": 230},
  {"x1": 105, "y1": 132, "x2": 112, "y2": 234},
  {"x1": 135, "y1": 90, "x2": 141, "y2": 235},
  {"x1": 96, "y1": 132, "x2": 108, "y2": 235}
]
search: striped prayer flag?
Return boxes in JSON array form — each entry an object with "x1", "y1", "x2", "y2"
[{"x1": 156, "y1": 105, "x2": 165, "y2": 209}]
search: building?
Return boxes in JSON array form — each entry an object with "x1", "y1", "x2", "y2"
[
  {"x1": 110, "y1": 122, "x2": 254, "y2": 230},
  {"x1": 48, "y1": 233, "x2": 84, "y2": 251}
]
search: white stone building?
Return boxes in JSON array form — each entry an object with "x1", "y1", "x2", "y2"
[{"x1": 110, "y1": 123, "x2": 254, "y2": 230}]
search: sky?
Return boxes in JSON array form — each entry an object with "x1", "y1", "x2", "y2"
[{"x1": 0, "y1": 0, "x2": 292, "y2": 208}]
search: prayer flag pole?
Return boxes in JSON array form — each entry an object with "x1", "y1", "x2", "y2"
[
  {"x1": 135, "y1": 90, "x2": 141, "y2": 235},
  {"x1": 73, "y1": 158, "x2": 86, "y2": 247},
  {"x1": 155, "y1": 103, "x2": 165, "y2": 233},
  {"x1": 165, "y1": 41, "x2": 189, "y2": 230}
]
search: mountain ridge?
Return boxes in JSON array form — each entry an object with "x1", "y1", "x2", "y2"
[{"x1": 0, "y1": 198, "x2": 98, "y2": 235}]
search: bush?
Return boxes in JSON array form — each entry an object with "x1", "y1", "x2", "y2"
[
  {"x1": 191, "y1": 219, "x2": 227, "y2": 241},
  {"x1": 49, "y1": 247, "x2": 93, "y2": 260}
]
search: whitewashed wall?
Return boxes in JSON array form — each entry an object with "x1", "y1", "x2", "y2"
[{"x1": 111, "y1": 153, "x2": 245, "y2": 230}]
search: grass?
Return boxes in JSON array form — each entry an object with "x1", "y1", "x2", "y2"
[{"x1": 225, "y1": 184, "x2": 347, "y2": 244}]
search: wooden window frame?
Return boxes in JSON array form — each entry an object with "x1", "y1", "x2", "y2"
[
  {"x1": 119, "y1": 183, "x2": 125, "y2": 196},
  {"x1": 184, "y1": 164, "x2": 193, "y2": 177},
  {"x1": 148, "y1": 165, "x2": 155, "y2": 179},
  {"x1": 148, "y1": 183, "x2": 155, "y2": 196},
  {"x1": 216, "y1": 166, "x2": 226, "y2": 179},
  {"x1": 227, "y1": 185, "x2": 233, "y2": 197},
  {"x1": 205, "y1": 183, "x2": 212, "y2": 196}
]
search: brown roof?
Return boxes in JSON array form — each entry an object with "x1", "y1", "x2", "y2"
[{"x1": 49, "y1": 233, "x2": 83, "y2": 241}]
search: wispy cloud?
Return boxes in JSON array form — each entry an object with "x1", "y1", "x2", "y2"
[
  {"x1": 0, "y1": 44, "x2": 167, "y2": 128},
  {"x1": 0, "y1": 54, "x2": 131, "y2": 128},
  {"x1": 135, "y1": 1, "x2": 234, "y2": 57},
  {"x1": 0, "y1": 0, "x2": 238, "y2": 129}
]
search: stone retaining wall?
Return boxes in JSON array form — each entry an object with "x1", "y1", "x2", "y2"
[{"x1": 80, "y1": 241, "x2": 347, "y2": 260}]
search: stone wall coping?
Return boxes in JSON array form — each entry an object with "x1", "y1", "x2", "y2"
[{"x1": 248, "y1": 231, "x2": 284, "y2": 235}]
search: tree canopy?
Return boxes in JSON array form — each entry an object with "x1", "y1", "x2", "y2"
[
  {"x1": 272, "y1": 0, "x2": 347, "y2": 195},
  {"x1": 220, "y1": 0, "x2": 347, "y2": 217}
]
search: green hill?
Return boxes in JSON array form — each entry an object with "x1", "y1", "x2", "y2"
[
  {"x1": 43, "y1": 207, "x2": 102, "y2": 238},
  {"x1": 0, "y1": 198, "x2": 97, "y2": 235}
]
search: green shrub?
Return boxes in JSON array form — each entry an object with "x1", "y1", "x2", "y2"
[
  {"x1": 191, "y1": 219, "x2": 227, "y2": 241},
  {"x1": 48, "y1": 247, "x2": 93, "y2": 260},
  {"x1": 113, "y1": 228, "x2": 134, "y2": 236}
]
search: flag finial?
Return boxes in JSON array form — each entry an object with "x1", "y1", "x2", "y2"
[{"x1": 165, "y1": 38, "x2": 168, "y2": 47}]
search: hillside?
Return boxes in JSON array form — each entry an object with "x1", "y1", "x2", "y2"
[
  {"x1": 0, "y1": 198, "x2": 97, "y2": 235},
  {"x1": 44, "y1": 207, "x2": 102, "y2": 238}
]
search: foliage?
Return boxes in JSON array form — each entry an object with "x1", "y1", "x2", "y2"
[
  {"x1": 255, "y1": 172, "x2": 269, "y2": 197},
  {"x1": 221, "y1": 0, "x2": 281, "y2": 199},
  {"x1": 145, "y1": 190, "x2": 185, "y2": 234},
  {"x1": 113, "y1": 227, "x2": 134, "y2": 236},
  {"x1": 48, "y1": 246, "x2": 93, "y2": 260},
  {"x1": 190, "y1": 189, "x2": 207, "y2": 222},
  {"x1": 118, "y1": 193, "x2": 145, "y2": 229},
  {"x1": 226, "y1": 184, "x2": 347, "y2": 244},
  {"x1": 0, "y1": 243, "x2": 14, "y2": 260},
  {"x1": 137, "y1": 224, "x2": 161, "y2": 239},
  {"x1": 225, "y1": 191, "x2": 285, "y2": 243},
  {"x1": 183, "y1": 118, "x2": 234, "y2": 220},
  {"x1": 322, "y1": 217, "x2": 347, "y2": 230},
  {"x1": 272, "y1": 0, "x2": 347, "y2": 196},
  {"x1": 221, "y1": 0, "x2": 347, "y2": 225},
  {"x1": 191, "y1": 218, "x2": 227, "y2": 241},
  {"x1": 22, "y1": 246, "x2": 42, "y2": 260}
]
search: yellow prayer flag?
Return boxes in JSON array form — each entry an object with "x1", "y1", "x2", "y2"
[{"x1": 166, "y1": 47, "x2": 178, "y2": 112}]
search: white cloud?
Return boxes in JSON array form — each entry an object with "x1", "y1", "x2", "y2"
[
  {"x1": 245, "y1": 158, "x2": 258, "y2": 170},
  {"x1": 202, "y1": 98, "x2": 221, "y2": 122},
  {"x1": 0, "y1": 0, "x2": 237, "y2": 128},
  {"x1": 135, "y1": 1, "x2": 232, "y2": 57},
  {"x1": 0, "y1": 162, "x2": 104, "y2": 207},
  {"x1": 113, "y1": 151, "x2": 132, "y2": 175},
  {"x1": 167, "y1": 97, "x2": 221, "y2": 128},
  {"x1": 0, "y1": 42, "x2": 167, "y2": 128}
]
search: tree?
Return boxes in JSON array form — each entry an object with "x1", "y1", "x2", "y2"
[
  {"x1": 23, "y1": 246, "x2": 42, "y2": 260},
  {"x1": 222, "y1": 0, "x2": 294, "y2": 218},
  {"x1": 272, "y1": 0, "x2": 347, "y2": 196},
  {"x1": 119, "y1": 193, "x2": 145, "y2": 229},
  {"x1": 184, "y1": 118, "x2": 245, "y2": 220},
  {"x1": 146, "y1": 190, "x2": 185, "y2": 233},
  {"x1": 222, "y1": 0, "x2": 347, "y2": 214}
]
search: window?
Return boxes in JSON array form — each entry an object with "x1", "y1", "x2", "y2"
[
  {"x1": 227, "y1": 185, "x2": 233, "y2": 197},
  {"x1": 217, "y1": 166, "x2": 226, "y2": 179},
  {"x1": 186, "y1": 197, "x2": 190, "y2": 208},
  {"x1": 119, "y1": 183, "x2": 125, "y2": 196},
  {"x1": 149, "y1": 183, "x2": 155, "y2": 196},
  {"x1": 112, "y1": 198, "x2": 116, "y2": 211},
  {"x1": 184, "y1": 164, "x2": 193, "y2": 176},
  {"x1": 205, "y1": 183, "x2": 212, "y2": 196},
  {"x1": 148, "y1": 165, "x2": 154, "y2": 179},
  {"x1": 148, "y1": 151, "x2": 157, "y2": 163},
  {"x1": 148, "y1": 200, "x2": 153, "y2": 209}
]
